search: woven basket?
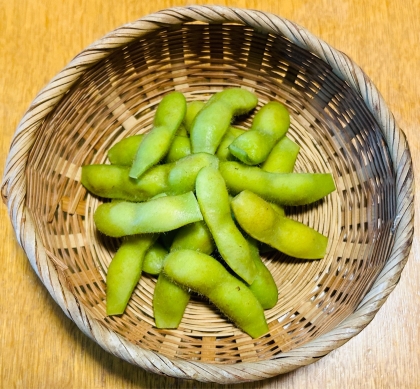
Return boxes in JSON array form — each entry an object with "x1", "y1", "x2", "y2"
[{"x1": 2, "y1": 6, "x2": 414, "y2": 384}]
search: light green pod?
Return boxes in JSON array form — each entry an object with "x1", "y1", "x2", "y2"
[
  {"x1": 164, "y1": 136, "x2": 191, "y2": 163},
  {"x1": 215, "y1": 126, "x2": 246, "y2": 161},
  {"x1": 106, "y1": 234, "x2": 157, "y2": 315},
  {"x1": 81, "y1": 164, "x2": 172, "y2": 202},
  {"x1": 129, "y1": 91, "x2": 187, "y2": 178},
  {"x1": 195, "y1": 166, "x2": 257, "y2": 284},
  {"x1": 143, "y1": 241, "x2": 168, "y2": 275},
  {"x1": 163, "y1": 250, "x2": 269, "y2": 338},
  {"x1": 190, "y1": 88, "x2": 258, "y2": 154},
  {"x1": 153, "y1": 273, "x2": 190, "y2": 328},
  {"x1": 153, "y1": 222, "x2": 214, "y2": 329},
  {"x1": 168, "y1": 153, "x2": 219, "y2": 195},
  {"x1": 261, "y1": 136, "x2": 300, "y2": 173},
  {"x1": 183, "y1": 100, "x2": 205, "y2": 133},
  {"x1": 107, "y1": 134, "x2": 144, "y2": 166},
  {"x1": 220, "y1": 161, "x2": 336, "y2": 206},
  {"x1": 229, "y1": 101, "x2": 290, "y2": 165},
  {"x1": 94, "y1": 191, "x2": 203, "y2": 237},
  {"x1": 108, "y1": 134, "x2": 190, "y2": 166},
  {"x1": 170, "y1": 221, "x2": 215, "y2": 255},
  {"x1": 232, "y1": 190, "x2": 329, "y2": 259}
]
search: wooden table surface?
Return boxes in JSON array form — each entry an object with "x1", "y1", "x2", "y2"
[{"x1": 1, "y1": 1, "x2": 419, "y2": 388}]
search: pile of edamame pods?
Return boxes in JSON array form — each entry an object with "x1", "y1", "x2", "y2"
[{"x1": 81, "y1": 88, "x2": 336, "y2": 339}]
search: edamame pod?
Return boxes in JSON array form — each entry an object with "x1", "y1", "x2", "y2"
[
  {"x1": 143, "y1": 242, "x2": 168, "y2": 275},
  {"x1": 231, "y1": 190, "x2": 328, "y2": 259},
  {"x1": 247, "y1": 236, "x2": 278, "y2": 309},
  {"x1": 229, "y1": 101, "x2": 290, "y2": 165},
  {"x1": 106, "y1": 234, "x2": 157, "y2": 315},
  {"x1": 195, "y1": 166, "x2": 257, "y2": 284},
  {"x1": 153, "y1": 221, "x2": 215, "y2": 329},
  {"x1": 220, "y1": 161, "x2": 336, "y2": 206},
  {"x1": 94, "y1": 192, "x2": 203, "y2": 237},
  {"x1": 163, "y1": 250, "x2": 269, "y2": 338},
  {"x1": 129, "y1": 91, "x2": 187, "y2": 178},
  {"x1": 81, "y1": 164, "x2": 172, "y2": 202},
  {"x1": 168, "y1": 153, "x2": 219, "y2": 195},
  {"x1": 215, "y1": 126, "x2": 246, "y2": 161},
  {"x1": 183, "y1": 100, "x2": 205, "y2": 133},
  {"x1": 262, "y1": 136, "x2": 300, "y2": 173},
  {"x1": 190, "y1": 88, "x2": 258, "y2": 154},
  {"x1": 107, "y1": 134, "x2": 191, "y2": 165}
]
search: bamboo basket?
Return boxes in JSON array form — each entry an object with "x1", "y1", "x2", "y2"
[{"x1": 1, "y1": 6, "x2": 414, "y2": 384}]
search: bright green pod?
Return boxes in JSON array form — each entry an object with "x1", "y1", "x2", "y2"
[
  {"x1": 229, "y1": 101, "x2": 290, "y2": 165},
  {"x1": 247, "y1": 236, "x2": 278, "y2": 309},
  {"x1": 170, "y1": 221, "x2": 215, "y2": 255},
  {"x1": 94, "y1": 192, "x2": 203, "y2": 238},
  {"x1": 107, "y1": 134, "x2": 144, "y2": 166},
  {"x1": 81, "y1": 164, "x2": 172, "y2": 202},
  {"x1": 163, "y1": 250, "x2": 269, "y2": 338},
  {"x1": 220, "y1": 161, "x2": 336, "y2": 206},
  {"x1": 195, "y1": 166, "x2": 257, "y2": 284},
  {"x1": 153, "y1": 273, "x2": 190, "y2": 328},
  {"x1": 108, "y1": 134, "x2": 190, "y2": 166},
  {"x1": 262, "y1": 136, "x2": 300, "y2": 173},
  {"x1": 232, "y1": 190, "x2": 329, "y2": 259},
  {"x1": 164, "y1": 136, "x2": 191, "y2": 163},
  {"x1": 106, "y1": 234, "x2": 157, "y2": 315},
  {"x1": 129, "y1": 91, "x2": 187, "y2": 178},
  {"x1": 183, "y1": 100, "x2": 205, "y2": 133},
  {"x1": 167, "y1": 153, "x2": 219, "y2": 195},
  {"x1": 215, "y1": 126, "x2": 246, "y2": 161},
  {"x1": 142, "y1": 242, "x2": 168, "y2": 275},
  {"x1": 190, "y1": 88, "x2": 258, "y2": 154}
]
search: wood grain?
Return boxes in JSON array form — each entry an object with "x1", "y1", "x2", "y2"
[{"x1": 1, "y1": 0, "x2": 419, "y2": 388}]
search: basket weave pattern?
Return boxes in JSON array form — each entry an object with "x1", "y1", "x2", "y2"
[{"x1": 2, "y1": 6, "x2": 414, "y2": 383}]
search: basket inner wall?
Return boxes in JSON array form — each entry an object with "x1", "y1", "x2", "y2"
[{"x1": 25, "y1": 23, "x2": 396, "y2": 364}]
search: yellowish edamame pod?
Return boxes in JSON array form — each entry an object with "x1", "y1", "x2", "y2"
[
  {"x1": 229, "y1": 101, "x2": 290, "y2": 165},
  {"x1": 81, "y1": 164, "x2": 172, "y2": 202},
  {"x1": 142, "y1": 241, "x2": 168, "y2": 275},
  {"x1": 163, "y1": 249, "x2": 269, "y2": 338},
  {"x1": 220, "y1": 161, "x2": 336, "y2": 206},
  {"x1": 190, "y1": 88, "x2": 258, "y2": 154},
  {"x1": 183, "y1": 100, "x2": 205, "y2": 133},
  {"x1": 262, "y1": 136, "x2": 300, "y2": 173},
  {"x1": 164, "y1": 136, "x2": 191, "y2": 163},
  {"x1": 94, "y1": 192, "x2": 203, "y2": 237},
  {"x1": 232, "y1": 190, "x2": 329, "y2": 259},
  {"x1": 195, "y1": 166, "x2": 257, "y2": 284},
  {"x1": 129, "y1": 91, "x2": 187, "y2": 178},
  {"x1": 168, "y1": 153, "x2": 219, "y2": 195},
  {"x1": 215, "y1": 126, "x2": 246, "y2": 161},
  {"x1": 106, "y1": 234, "x2": 157, "y2": 315}
]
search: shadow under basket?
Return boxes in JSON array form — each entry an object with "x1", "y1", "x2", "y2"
[{"x1": 1, "y1": 6, "x2": 414, "y2": 384}]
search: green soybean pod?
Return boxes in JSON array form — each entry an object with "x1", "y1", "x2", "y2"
[
  {"x1": 164, "y1": 136, "x2": 191, "y2": 163},
  {"x1": 163, "y1": 250, "x2": 269, "y2": 338},
  {"x1": 168, "y1": 153, "x2": 219, "y2": 195},
  {"x1": 107, "y1": 134, "x2": 143, "y2": 166},
  {"x1": 142, "y1": 241, "x2": 168, "y2": 275},
  {"x1": 81, "y1": 164, "x2": 173, "y2": 202},
  {"x1": 228, "y1": 101, "x2": 290, "y2": 165},
  {"x1": 94, "y1": 191, "x2": 203, "y2": 238},
  {"x1": 190, "y1": 88, "x2": 258, "y2": 154},
  {"x1": 153, "y1": 273, "x2": 190, "y2": 328},
  {"x1": 129, "y1": 91, "x2": 187, "y2": 178},
  {"x1": 232, "y1": 190, "x2": 329, "y2": 259},
  {"x1": 106, "y1": 234, "x2": 157, "y2": 315},
  {"x1": 183, "y1": 100, "x2": 205, "y2": 133},
  {"x1": 215, "y1": 126, "x2": 246, "y2": 161},
  {"x1": 153, "y1": 221, "x2": 215, "y2": 329},
  {"x1": 195, "y1": 166, "x2": 257, "y2": 284},
  {"x1": 262, "y1": 136, "x2": 300, "y2": 173},
  {"x1": 247, "y1": 236, "x2": 278, "y2": 309},
  {"x1": 220, "y1": 161, "x2": 336, "y2": 206}
]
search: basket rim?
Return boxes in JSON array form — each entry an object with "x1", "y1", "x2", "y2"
[{"x1": 1, "y1": 5, "x2": 415, "y2": 384}]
